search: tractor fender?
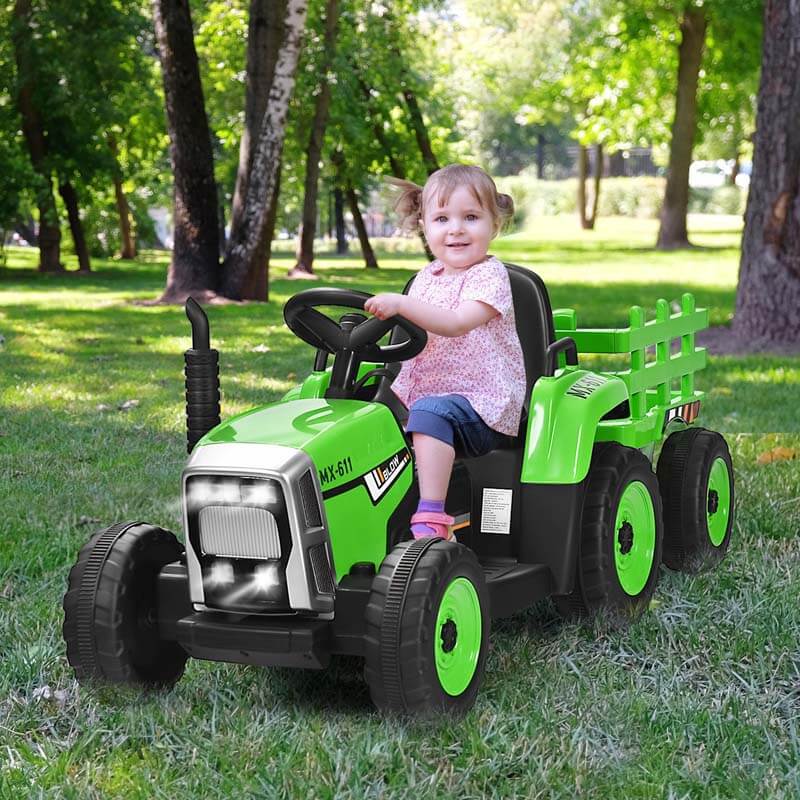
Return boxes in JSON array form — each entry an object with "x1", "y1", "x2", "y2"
[{"x1": 521, "y1": 370, "x2": 628, "y2": 484}]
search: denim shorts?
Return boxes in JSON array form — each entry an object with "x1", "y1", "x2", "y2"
[{"x1": 405, "y1": 394, "x2": 514, "y2": 458}]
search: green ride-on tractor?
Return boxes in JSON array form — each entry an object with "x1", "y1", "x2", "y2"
[{"x1": 62, "y1": 264, "x2": 734, "y2": 715}]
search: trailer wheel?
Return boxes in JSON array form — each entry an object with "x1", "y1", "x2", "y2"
[
  {"x1": 63, "y1": 522, "x2": 187, "y2": 687},
  {"x1": 657, "y1": 428, "x2": 734, "y2": 572},
  {"x1": 555, "y1": 443, "x2": 663, "y2": 620},
  {"x1": 364, "y1": 539, "x2": 490, "y2": 715}
]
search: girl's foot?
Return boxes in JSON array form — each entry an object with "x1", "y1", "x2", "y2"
[{"x1": 410, "y1": 511, "x2": 456, "y2": 541}]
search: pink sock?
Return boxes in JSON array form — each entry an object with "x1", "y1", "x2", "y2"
[{"x1": 412, "y1": 499, "x2": 445, "y2": 536}]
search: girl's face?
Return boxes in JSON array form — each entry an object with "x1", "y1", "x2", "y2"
[{"x1": 422, "y1": 185, "x2": 494, "y2": 272}]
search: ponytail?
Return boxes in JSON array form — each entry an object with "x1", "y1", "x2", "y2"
[
  {"x1": 494, "y1": 192, "x2": 515, "y2": 234},
  {"x1": 387, "y1": 176, "x2": 423, "y2": 233}
]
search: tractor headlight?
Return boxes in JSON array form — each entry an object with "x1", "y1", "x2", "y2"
[{"x1": 185, "y1": 475, "x2": 292, "y2": 612}]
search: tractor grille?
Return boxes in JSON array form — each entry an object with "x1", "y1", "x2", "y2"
[
  {"x1": 199, "y1": 505, "x2": 281, "y2": 559},
  {"x1": 308, "y1": 543, "x2": 334, "y2": 595},
  {"x1": 298, "y1": 469, "x2": 322, "y2": 528}
]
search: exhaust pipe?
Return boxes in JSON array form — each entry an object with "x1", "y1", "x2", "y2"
[{"x1": 184, "y1": 298, "x2": 221, "y2": 453}]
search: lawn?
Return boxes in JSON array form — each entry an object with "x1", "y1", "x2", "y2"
[{"x1": 1, "y1": 215, "x2": 799, "y2": 798}]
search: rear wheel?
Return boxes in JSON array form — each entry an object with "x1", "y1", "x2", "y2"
[
  {"x1": 364, "y1": 538, "x2": 490, "y2": 715},
  {"x1": 657, "y1": 428, "x2": 734, "y2": 572},
  {"x1": 555, "y1": 443, "x2": 663, "y2": 620},
  {"x1": 63, "y1": 522, "x2": 187, "y2": 686}
]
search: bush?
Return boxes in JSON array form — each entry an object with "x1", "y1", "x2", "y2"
[
  {"x1": 495, "y1": 175, "x2": 576, "y2": 221},
  {"x1": 496, "y1": 174, "x2": 748, "y2": 229},
  {"x1": 688, "y1": 186, "x2": 747, "y2": 216},
  {"x1": 598, "y1": 178, "x2": 665, "y2": 219}
]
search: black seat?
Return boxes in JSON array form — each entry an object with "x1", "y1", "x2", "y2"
[
  {"x1": 505, "y1": 263, "x2": 556, "y2": 435},
  {"x1": 372, "y1": 262, "x2": 555, "y2": 442}
]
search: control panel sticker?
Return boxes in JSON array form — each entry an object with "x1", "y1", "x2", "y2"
[{"x1": 481, "y1": 488, "x2": 513, "y2": 534}]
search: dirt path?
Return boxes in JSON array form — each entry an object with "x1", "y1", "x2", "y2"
[{"x1": 697, "y1": 326, "x2": 800, "y2": 356}]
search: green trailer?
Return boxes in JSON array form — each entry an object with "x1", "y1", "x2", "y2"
[{"x1": 62, "y1": 263, "x2": 734, "y2": 715}]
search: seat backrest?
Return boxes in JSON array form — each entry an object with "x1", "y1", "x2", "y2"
[{"x1": 504, "y1": 263, "x2": 556, "y2": 418}]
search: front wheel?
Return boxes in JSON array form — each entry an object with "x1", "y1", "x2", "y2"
[
  {"x1": 555, "y1": 443, "x2": 663, "y2": 620},
  {"x1": 364, "y1": 539, "x2": 490, "y2": 715},
  {"x1": 63, "y1": 522, "x2": 188, "y2": 687}
]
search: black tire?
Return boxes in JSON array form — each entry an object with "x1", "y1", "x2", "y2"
[
  {"x1": 63, "y1": 522, "x2": 188, "y2": 686},
  {"x1": 364, "y1": 538, "x2": 490, "y2": 715},
  {"x1": 555, "y1": 443, "x2": 664, "y2": 620},
  {"x1": 657, "y1": 427, "x2": 734, "y2": 572}
]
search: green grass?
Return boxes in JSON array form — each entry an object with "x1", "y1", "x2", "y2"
[{"x1": 1, "y1": 215, "x2": 799, "y2": 798}]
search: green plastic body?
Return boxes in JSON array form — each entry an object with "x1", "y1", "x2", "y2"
[
  {"x1": 199, "y1": 396, "x2": 410, "y2": 578},
  {"x1": 528, "y1": 292, "x2": 710, "y2": 483},
  {"x1": 521, "y1": 369, "x2": 628, "y2": 484},
  {"x1": 281, "y1": 362, "x2": 384, "y2": 403}
]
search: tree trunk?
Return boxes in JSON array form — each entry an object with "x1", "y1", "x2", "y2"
[
  {"x1": 221, "y1": 0, "x2": 308, "y2": 298},
  {"x1": 153, "y1": 0, "x2": 221, "y2": 303},
  {"x1": 228, "y1": 0, "x2": 286, "y2": 299},
  {"x1": 16, "y1": 218, "x2": 37, "y2": 246},
  {"x1": 577, "y1": 144, "x2": 590, "y2": 229},
  {"x1": 381, "y1": 12, "x2": 440, "y2": 176},
  {"x1": 291, "y1": 0, "x2": 339, "y2": 276},
  {"x1": 656, "y1": 7, "x2": 708, "y2": 250},
  {"x1": 733, "y1": 1, "x2": 800, "y2": 347},
  {"x1": 609, "y1": 150, "x2": 626, "y2": 177},
  {"x1": 346, "y1": 184, "x2": 378, "y2": 269},
  {"x1": 334, "y1": 187, "x2": 348, "y2": 254},
  {"x1": 35, "y1": 189, "x2": 62, "y2": 272},
  {"x1": 113, "y1": 174, "x2": 136, "y2": 259},
  {"x1": 58, "y1": 182, "x2": 90, "y2": 272},
  {"x1": 108, "y1": 135, "x2": 136, "y2": 259},
  {"x1": 536, "y1": 133, "x2": 546, "y2": 179},
  {"x1": 730, "y1": 153, "x2": 741, "y2": 186},
  {"x1": 242, "y1": 164, "x2": 281, "y2": 302},
  {"x1": 589, "y1": 143, "x2": 603, "y2": 228},
  {"x1": 218, "y1": 193, "x2": 227, "y2": 255},
  {"x1": 12, "y1": 0, "x2": 62, "y2": 272},
  {"x1": 402, "y1": 86, "x2": 440, "y2": 176}
]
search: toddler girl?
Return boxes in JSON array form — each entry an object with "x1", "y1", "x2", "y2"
[{"x1": 364, "y1": 164, "x2": 526, "y2": 541}]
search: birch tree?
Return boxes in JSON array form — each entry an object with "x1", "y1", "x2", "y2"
[{"x1": 220, "y1": 0, "x2": 308, "y2": 298}]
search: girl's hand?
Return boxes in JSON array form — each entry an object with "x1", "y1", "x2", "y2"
[{"x1": 364, "y1": 293, "x2": 406, "y2": 320}]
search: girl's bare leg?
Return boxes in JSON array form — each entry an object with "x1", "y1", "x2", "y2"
[{"x1": 412, "y1": 432, "x2": 455, "y2": 500}]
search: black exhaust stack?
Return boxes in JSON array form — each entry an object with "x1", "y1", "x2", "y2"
[{"x1": 184, "y1": 298, "x2": 221, "y2": 453}]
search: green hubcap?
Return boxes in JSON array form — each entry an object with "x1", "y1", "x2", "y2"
[
  {"x1": 614, "y1": 481, "x2": 656, "y2": 596},
  {"x1": 707, "y1": 458, "x2": 731, "y2": 546},
  {"x1": 435, "y1": 577, "x2": 482, "y2": 696}
]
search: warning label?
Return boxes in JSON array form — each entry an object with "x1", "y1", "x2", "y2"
[{"x1": 480, "y1": 488, "x2": 513, "y2": 534}]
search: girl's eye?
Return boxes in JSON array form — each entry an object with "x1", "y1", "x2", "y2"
[
  {"x1": 466, "y1": 214, "x2": 477, "y2": 221},
  {"x1": 435, "y1": 215, "x2": 447, "y2": 223}
]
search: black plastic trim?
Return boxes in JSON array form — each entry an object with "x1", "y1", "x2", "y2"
[
  {"x1": 519, "y1": 480, "x2": 588, "y2": 594},
  {"x1": 175, "y1": 611, "x2": 332, "y2": 669},
  {"x1": 481, "y1": 559, "x2": 552, "y2": 618},
  {"x1": 545, "y1": 337, "x2": 578, "y2": 376},
  {"x1": 156, "y1": 560, "x2": 193, "y2": 641}
]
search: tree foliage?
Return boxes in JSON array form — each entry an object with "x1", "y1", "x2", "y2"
[{"x1": 0, "y1": 0, "x2": 768, "y2": 280}]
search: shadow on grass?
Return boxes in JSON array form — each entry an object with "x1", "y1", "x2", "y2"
[{"x1": 263, "y1": 656, "x2": 374, "y2": 714}]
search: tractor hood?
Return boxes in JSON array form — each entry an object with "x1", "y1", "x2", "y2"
[{"x1": 195, "y1": 399, "x2": 409, "y2": 497}]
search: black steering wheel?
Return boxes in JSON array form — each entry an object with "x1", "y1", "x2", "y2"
[{"x1": 283, "y1": 288, "x2": 427, "y2": 362}]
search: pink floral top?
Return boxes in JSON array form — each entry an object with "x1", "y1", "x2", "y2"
[{"x1": 392, "y1": 256, "x2": 526, "y2": 436}]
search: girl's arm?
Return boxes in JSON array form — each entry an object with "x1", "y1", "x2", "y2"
[{"x1": 364, "y1": 293, "x2": 497, "y2": 337}]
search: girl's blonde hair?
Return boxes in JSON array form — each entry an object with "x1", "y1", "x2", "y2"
[{"x1": 390, "y1": 164, "x2": 514, "y2": 236}]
